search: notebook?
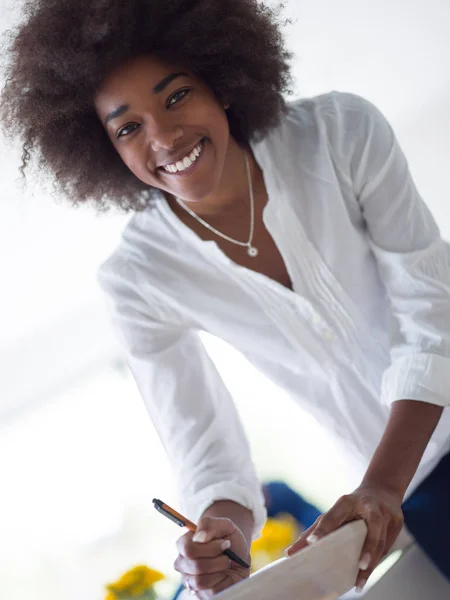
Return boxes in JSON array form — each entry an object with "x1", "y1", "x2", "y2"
[{"x1": 216, "y1": 520, "x2": 367, "y2": 600}]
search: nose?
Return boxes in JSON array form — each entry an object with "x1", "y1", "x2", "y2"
[{"x1": 149, "y1": 124, "x2": 184, "y2": 152}]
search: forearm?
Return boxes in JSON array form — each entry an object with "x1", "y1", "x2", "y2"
[
  {"x1": 361, "y1": 399, "x2": 444, "y2": 498},
  {"x1": 201, "y1": 500, "x2": 254, "y2": 548}
]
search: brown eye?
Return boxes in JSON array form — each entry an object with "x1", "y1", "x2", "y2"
[
  {"x1": 117, "y1": 123, "x2": 140, "y2": 138},
  {"x1": 167, "y1": 88, "x2": 190, "y2": 108}
]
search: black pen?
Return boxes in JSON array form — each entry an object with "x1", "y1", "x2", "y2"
[{"x1": 152, "y1": 498, "x2": 250, "y2": 569}]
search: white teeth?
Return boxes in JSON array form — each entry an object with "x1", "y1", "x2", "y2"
[{"x1": 163, "y1": 141, "x2": 203, "y2": 173}]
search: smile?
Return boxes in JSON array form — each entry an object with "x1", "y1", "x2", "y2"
[{"x1": 159, "y1": 139, "x2": 206, "y2": 177}]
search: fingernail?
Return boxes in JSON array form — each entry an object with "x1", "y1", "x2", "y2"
[
  {"x1": 358, "y1": 553, "x2": 371, "y2": 571},
  {"x1": 193, "y1": 531, "x2": 208, "y2": 543},
  {"x1": 307, "y1": 534, "x2": 319, "y2": 545},
  {"x1": 356, "y1": 579, "x2": 367, "y2": 593},
  {"x1": 221, "y1": 540, "x2": 231, "y2": 550}
]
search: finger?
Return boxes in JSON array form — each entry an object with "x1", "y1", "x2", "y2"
[
  {"x1": 355, "y1": 509, "x2": 384, "y2": 591},
  {"x1": 311, "y1": 496, "x2": 354, "y2": 540},
  {"x1": 175, "y1": 554, "x2": 231, "y2": 576},
  {"x1": 371, "y1": 520, "x2": 388, "y2": 569},
  {"x1": 287, "y1": 496, "x2": 354, "y2": 555},
  {"x1": 177, "y1": 533, "x2": 232, "y2": 560},
  {"x1": 183, "y1": 571, "x2": 230, "y2": 593},
  {"x1": 284, "y1": 522, "x2": 318, "y2": 556},
  {"x1": 358, "y1": 508, "x2": 383, "y2": 569},
  {"x1": 383, "y1": 516, "x2": 404, "y2": 558},
  {"x1": 183, "y1": 573, "x2": 230, "y2": 600},
  {"x1": 181, "y1": 578, "x2": 196, "y2": 597},
  {"x1": 193, "y1": 516, "x2": 237, "y2": 543},
  {"x1": 209, "y1": 573, "x2": 234, "y2": 597},
  {"x1": 181, "y1": 576, "x2": 198, "y2": 598}
]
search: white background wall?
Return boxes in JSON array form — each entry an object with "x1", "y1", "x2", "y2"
[{"x1": 0, "y1": 1, "x2": 449, "y2": 599}]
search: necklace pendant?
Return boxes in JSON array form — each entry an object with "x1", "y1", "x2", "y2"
[{"x1": 247, "y1": 246, "x2": 259, "y2": 257}]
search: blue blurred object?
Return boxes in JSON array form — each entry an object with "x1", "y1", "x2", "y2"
[
  {"x1": 402, "y1": 451, "x2": 450, "y2": 581},
  {"x1": 172, "y1": 582, "x2": 186, "y2": 600},
  {"x1": 263, "y1": 480, "x2": 321, "y2": 529},
  {"x1": 170, "y1": 481, "x2": 321, "y2": 598}
]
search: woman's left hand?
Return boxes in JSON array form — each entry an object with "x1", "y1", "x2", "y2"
[{"x1": 285, "y1": 485, "x2": 404, "y2": 592}]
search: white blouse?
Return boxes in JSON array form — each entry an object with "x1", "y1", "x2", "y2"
[{"x1": 98, "y1": 91, "x2": 450, "y2": 539}]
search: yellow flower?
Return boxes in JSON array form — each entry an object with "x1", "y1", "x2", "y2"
[
  {"x1": 250, "y1": 516, "x2": 300, "y2": 572},
  {"x1": 105, "y1": 565, "x2": 165, "y2": 599}
]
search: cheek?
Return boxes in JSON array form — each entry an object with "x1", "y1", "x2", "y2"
[
  {"x1": 213, "y1": 111, "x2": 232, "y2": 159},
  {"x1": 118, "y1": 144, "x2": 168, "y2": 190},
  {"x1": 118, "y1": 145, "x2": 148, "y2": 180},
  {"x1": 208, "y1": 106, "x2": 230, "y2": 138}
]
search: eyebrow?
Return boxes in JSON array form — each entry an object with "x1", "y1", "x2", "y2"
[{"x1": 103, "y1": 72, "x2": 189, "y2": 126}]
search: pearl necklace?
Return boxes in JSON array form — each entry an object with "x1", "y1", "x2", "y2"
[{"x1": 175, "y1": 150, "x2": 259, "y2": 257}]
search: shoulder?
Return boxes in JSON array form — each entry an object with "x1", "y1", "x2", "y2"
[
  {"x1": 282, "y1": 90, "x2": 387, "y2": 144},
  {"x1": 253, "y1": 91, "x2": 392, "y2": 176},
  {"x1": 286, "y1": 90, "x2": 382, "y2": 122}
]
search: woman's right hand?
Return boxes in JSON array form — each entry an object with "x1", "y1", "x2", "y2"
[{"x1": 174, "y1": 516, "x2": 251, "y2": 599}]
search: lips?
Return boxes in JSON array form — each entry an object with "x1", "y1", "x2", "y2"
[
  {"x1": 158, "y1": 138, "x2": 207, "y2": 177},
  {"x1": 158, "y1": 138, "x2": 205, "y2": 170}
]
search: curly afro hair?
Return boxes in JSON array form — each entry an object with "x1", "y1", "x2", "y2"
[{"x1": 0, "y1": 0, "x2": 295, "y2": 212}]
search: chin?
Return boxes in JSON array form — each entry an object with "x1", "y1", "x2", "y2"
[
  {"x1": 172, "y1": 179, "x2": 219, "y2": 205},
  {"x1": 178, "y1": 193, "x2": 209, "y2": 204}
]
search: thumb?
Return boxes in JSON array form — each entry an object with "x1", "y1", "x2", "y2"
[{"x1": 193, "y1": 516, "x2": 237, "y2": 543}]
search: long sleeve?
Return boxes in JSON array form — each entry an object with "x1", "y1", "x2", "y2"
[
  {"x1": 335, "y1": 91, "x2": 450, "y2": 407},
  {"x1": 97, "y1": 258, "x2": 267, "y2": 539}
]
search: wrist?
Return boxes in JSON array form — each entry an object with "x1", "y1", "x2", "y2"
[{"x1": 357, "y1": 478, "x2": 405, "y2": 502}]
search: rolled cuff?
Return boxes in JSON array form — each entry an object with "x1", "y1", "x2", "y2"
[
  {"x1": 179, "y1": 480, "x2": 267, "y2": 541},
  {"x1": 381, "y1": 353, "x2": 450, "y2": 407}
]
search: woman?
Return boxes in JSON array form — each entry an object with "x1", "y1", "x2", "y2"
[{"x1": 1, "y1": 1, "x2": 449, "y2": 598}]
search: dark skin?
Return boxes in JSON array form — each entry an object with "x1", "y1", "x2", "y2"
[
  {"x1": 94, "y1": 54, "x2": 292, "y2": 292},
  {"x1": 94, "y1": 55, "x2": 444, "y2": 598}
]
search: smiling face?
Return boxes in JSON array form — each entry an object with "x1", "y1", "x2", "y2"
[{"x1": 94, "y1": 54, "x2": 237, "y2": 204}]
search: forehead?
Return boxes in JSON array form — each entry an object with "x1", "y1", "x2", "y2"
[{"x1": 94, "y1": 54, "x2": 194, "y2": 107}]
